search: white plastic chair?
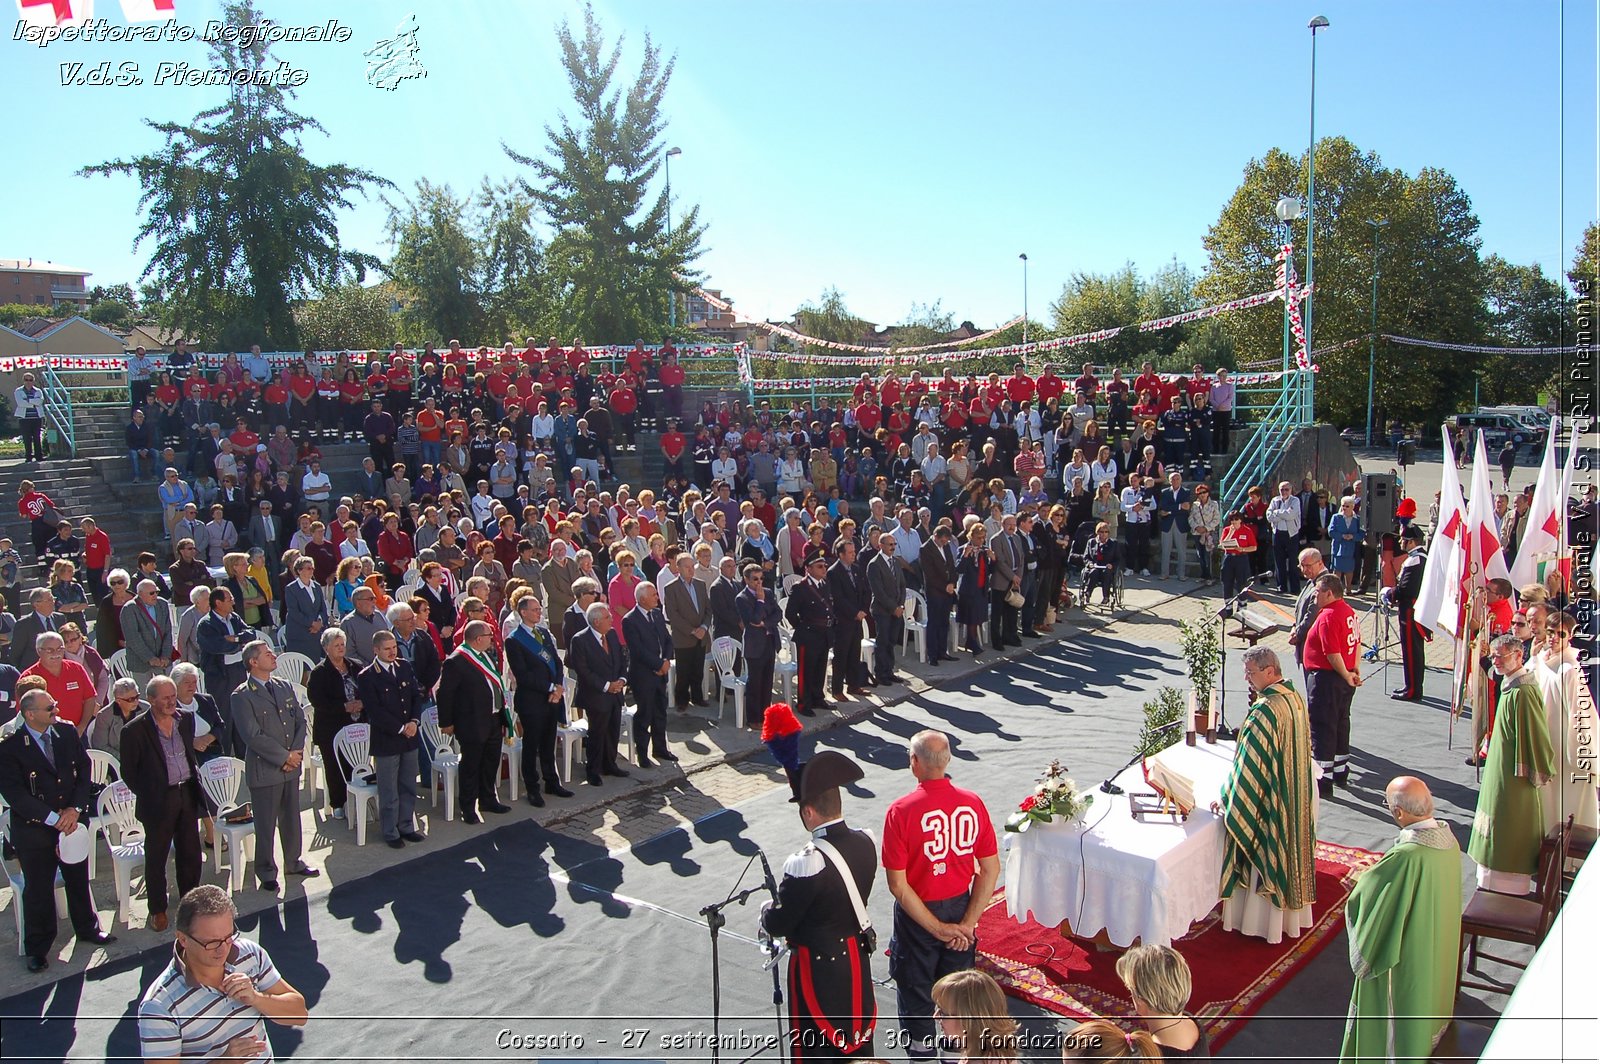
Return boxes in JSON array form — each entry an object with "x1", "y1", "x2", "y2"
[
  {"x1": 1, "y1": 807, "x2": 76, "y2": 955},
  {"x1": 334, "y1": 723, "x2": 379, "y2": 845},
  {"x1": 710, "y1": 636, "x2": 743, "y2": 725},
  {"x1": 273, "y1": 651, "x2": 315, "y2": 687},
  {"x1": 84, "y1": 750, "x2": 121, "y2": 877},
  {"x1": 420, "y1": 707, "x2": 460, "y2": 821},
  {"x1": 903, "y1": 589, "x2": 929, "y2": 663},
  {"x1": 96, "y1": 781, "x2": 146, "y2": 928},
  {"x1": 395, "y1": 583, "x2": 420, "y2": 605},
  {"x1": 500, "y1": 736, "x2": 522, "y2": 801},
  {"x1": 198, "y1": 757, "x2": 255, "y2": 895},
  {"x1": 860, "y1": 617, "x2": 877, "y2": 682},
  {"x1": 104, "y1": 649, "x2": 130, "y2": 682},
  {"x1": 557, "y1": 676, "x2": 589, "y2": 781},
  {"x1": 775, "y1": 628, "x2": 798, "y2": 705}
]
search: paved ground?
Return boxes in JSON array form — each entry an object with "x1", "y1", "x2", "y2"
[{"x1": 0, "y1": 568, "x2": 1524, "y2": 1062}]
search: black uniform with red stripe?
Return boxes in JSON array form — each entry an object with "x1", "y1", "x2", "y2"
[
  {"x1": 762, "y1": 820, "x2": 879, "y2": 1061},
  {"x1": 1390, "y1": 545, "x2": 1427, "y2": 700},
  {"x1": 784, "y1": 573, "x2": 834, "y2": 712}
]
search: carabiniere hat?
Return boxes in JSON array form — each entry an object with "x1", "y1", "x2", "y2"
[{"x1": 797, "y1": 750, "x2": 865, "y2": 805}]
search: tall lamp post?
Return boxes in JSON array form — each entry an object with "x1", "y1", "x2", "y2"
[
  {"x1": 1304, "y1": 15, "x2": 1329, "y2": 370},
  {"x1": 1365, "y1": 218, "x2": 1388, "y2": 446},
  {"x1": 1274, "y1": 196, "x2": 1303, "y2": 377},
  {"x1": 1019, "y1": 253, "x2": 1029, "y2": 345},
  {"x1": 665, "y1": 146, "x2": 682, "y2": 328}
]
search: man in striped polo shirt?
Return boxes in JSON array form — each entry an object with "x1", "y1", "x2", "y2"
[{"x1": 139, "y1": 885, "x2": 307, "y2": 1062}]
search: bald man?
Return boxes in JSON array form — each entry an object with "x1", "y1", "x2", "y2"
[{"x1": 1339, "y1": 777, "x2": 1462, "y2": 1064}]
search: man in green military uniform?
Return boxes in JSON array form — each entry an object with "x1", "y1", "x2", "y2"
[
  {"x1": 1467, "y1": 635, "x2": 1555, "y2": 895},
  {"x1": 1212, "y1": 646, "x2": 1317, "y2": 944},
  {"x1": 1340, "y1": 777, "x2": 1462, "y2": 1064}
]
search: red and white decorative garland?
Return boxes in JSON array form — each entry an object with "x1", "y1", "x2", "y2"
[{"x1": 0, "y1": 354, "x2": 128, "y2": 372}]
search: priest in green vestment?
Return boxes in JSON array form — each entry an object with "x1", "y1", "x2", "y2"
[
  {"x1": 1467, "y1": 636, "x2": 1555, "y2": 895},
  {"x1": 1213, "y1": 646, "x2": 1317, "y2": 944},
  {"x1": 1340, "y1": 777, "x2": 1463, "y2": 1064}
]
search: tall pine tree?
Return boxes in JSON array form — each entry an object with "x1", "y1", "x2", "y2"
[
  {"x1": 81, "y1": 0, "x2": 388, "y2": 350},
  {"x1": 504, "y1": 3, "x2": 706, "y2": 342}
]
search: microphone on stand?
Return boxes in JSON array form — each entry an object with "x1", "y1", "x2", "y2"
[
  {"x1": 756, "y1": 849, "x2": 787, "y2": 970},
  {"x1": 1100, "y1": 720, "x2": 1183, "y2": 796}
]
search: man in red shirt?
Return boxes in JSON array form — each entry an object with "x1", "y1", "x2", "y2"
[
  {"x1": 1184, "y1": 362, "x2": 1212, "y2": 401},
  {"x1": 853, "y1": 400, "x2": 882, "y2": 441},
  {"x1": 22, "y1": 632, "x2": 100, "y2": 734},
  {"x1": 386, "y1": 353, "x2": 413, "y2": 413},
  {"x1": 659, "y1": 421, "x2": 687, "y2": 480},
  {"x1": 1005, "y1": 363, "x2": 1035, "y2": 404},
  {"x1": 881, "y1": 729, "x2": 1000, "y2": 1064},
  {"x1": 1133, "y1": 360, "x2": 1162, "y2": 405},
  {"x1": 1035, "y1": 363, "x2": 1065, "y2": 405},
  {"x1": 1073, "y1": 361, "x2": 1099, "y2": 397},
  {"x1": 1301, "y1": 572, "x2": 1362, "y2": 797},
  {"x1": 609, "y1": 380, "x2": 638, "y2": 450},
  {"x1": 228, "y1": 418, "x2": 259, "y2": 455},
  {"x1": 79, "y1": 517, "x2": 112, "y2": 600}
]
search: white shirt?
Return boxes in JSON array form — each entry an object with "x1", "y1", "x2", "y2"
[
  {"x1": 710, "y1": 457, "x2": 738, "y2": 486},
  {"x1": 301, "y1": 470, "x2": 332, "y2": 500},
  {"x1": 1120, "y1": 485, "x2": 1151, "y2": 523},
  {"x1": 1089, "y1": 459, "x2": 1119, "y2": 491},
  {"x1": 12, "y1": 385, "x2": 45, "y2": 418}
]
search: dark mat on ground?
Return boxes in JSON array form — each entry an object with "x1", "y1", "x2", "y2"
[{"x1": 0, "y1": 636, "x2": 1518, "y2": 1061}]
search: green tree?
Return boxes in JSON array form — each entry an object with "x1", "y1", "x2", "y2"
[
  {"x1": 504, "y1": 3, "x2": 706, "y2": 342},
  {"x1": 295, "y1": 282, "x2": 398, "y2": 352},
  {"x1": 88, "y1": 283, "x2": 137, "y2": 309},
  {"x1": 384, "y1": 179, "x2": 483, "y2": 345},
  {"x1": 888, "y1": 300, "x2": 956, "y2": 350},
  {"x1": 478, "y1": 180, "x2": 549, "y2": 342},
  {"x1": 1477, "y1": 255, "x2": 1570, "y2": 406},
  {"x1": 1050, "y1": 263, "x2": 1146, "y2": 368},
  {"x1": 80, "y1": 0, "x2": 390, "y2": 350},
  {"x1": 1570, "y1": 221, "x2": 1599, "y2": 295},
  {"x1": 1198, "y1": 139, "x2": 1488, "y2": 428},
  {"x1": 87, "y1": 299, "x2": 133, "y2": 329}
]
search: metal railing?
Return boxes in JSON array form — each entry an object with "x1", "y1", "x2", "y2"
[
  {"x1": 1218, "y1": 369, "x2": 1316, "y2": 511},
  {"x1": 40, "y1": 364, "x2": 77, "y2": 457}
]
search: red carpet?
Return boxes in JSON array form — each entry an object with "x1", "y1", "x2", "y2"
[{"x1": 975, "y1": 840, "x2": 1380, "y2": 1051}]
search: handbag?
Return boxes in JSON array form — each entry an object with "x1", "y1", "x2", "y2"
[{"x1": 1005, "y1": 588, "x2": 1025, "y2": 609}]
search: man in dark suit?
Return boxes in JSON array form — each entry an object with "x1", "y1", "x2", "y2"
[
  {"x1": 736, "y1": 564, "x2": 781, "y2": 725},
  {"x1": 990, "y1": 515, "x2": 1024, "y2": 650},
  {"x1": 663, "y1": 555, "x2": 711, "y2": 711},
  {"x1": 784, "y1": 552, "x2": 834, "y2": 717},
  {"x1": 568, "y1": 602, "x2": 630, "y2": 786},
  {"x1": 622, "y1": 583, "x2": 675, "y2": 769},
  {"x1": 118, "y1": 675, "x2": 203, "y2": 930},
  {"x1": 249, "y1": 499, "x2": 286, "y2": 556},
  {"x1": 0, "y1": 688, "x2": 115, "y2": 970},
  {"x1": 762, "y1": 752, "x2": 879, "y2": 1060},
  {"x1": 919, "y1": 524, "x2": 958, "y2": 665},
  {"x1": 504, "y1": 595, "x2": 572, "y2": 806},
  {"x1": 1383, "y1": 527, "x2": 1429, "y2": 703},
  {"x1": 8, "y1": 587, "x2": 60, "y2": 672},
  {"x1": 709, "y1": 556, "x2": 744, "y2": 643},
  {"x1": 867, "y1": 533, "x2": 907, "y2": 686},
  {"x1": 195, "y1": 587, "x2": 258, "y2": 757},
  {"x1": 827, "y1": 541, "x2": 869, "y2": 699},
  {"x1": 357, "y1": 631, "x2": 427, "y2": 849},
  {"x1": 436, "y1": 620, "x2": 511, "y2": 824}
]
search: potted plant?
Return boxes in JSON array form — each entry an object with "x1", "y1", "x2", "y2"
[
  {"x1": 1134, "y1": 687, "x2": 1187, "y2": 758},
  {"x1": 1177, "y1": 618, "x2": 1219, "y2": 740}
]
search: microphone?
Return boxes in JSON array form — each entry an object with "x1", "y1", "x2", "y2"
[
  {"x1": 755, "y1": 849, "x2": 786, "y2": 969},
  {"x1": 757, "y1": 848, "x2": 780, "y2": 899}
]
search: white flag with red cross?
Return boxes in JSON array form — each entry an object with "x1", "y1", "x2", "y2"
[
  {"x1": 119, "y1": 0, "x2": 174, "y2": 21},
  {"x1": 16, "y1": 0, "x2": 94, "y2": 27}
]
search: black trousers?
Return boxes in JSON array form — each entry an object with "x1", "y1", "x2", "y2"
[
  {"x1": 673, "y1": 644, "x2": 706, "y2": 707},
  {"x1": 515, "y1": 698, "x2": 562, "y2": 789},
  {"x1": 1124, "y1": 522, "x2": 1151, "y2": 571},
  {"x1": 795, "y1": 632, "x2": 830, "y2": 709},
  {"x1": 1397, "y1": 608, "x2": 1426, "y2": 700},
  {"x1": 142, "y1": 783, "x2": 204, "y2": 915},
  {"x1": 314, "y1": 729, "x2": 350, "y2": 812},
  {"x1": 925, "y1": 591, "x2": 952, "y2": 662},
  {"x1": 21, "y1": 415, "x2": 43, "y2": 461},
  {"x1": 1306, "y1": 668, "x2": 1354, "y2": 781},
  {"x1": 632, "y1": 678, "x2": 669, "y2": 756},
  {"x1": 459, "y1": 732, "x2": 502, "y2": 813},
  {"x1": 744, "y1": 653, "x2": 775, "y2": 724},
  {"x1": 890, "y1": 894, "x2": 976, "y2": 1062},
  {"x1": 583, "y1": 701, "x2": 621, "y2": 781},
  {"x1": 830, "y1": 625, "x2": 863, "y2": 694},
  {"x1": 990, "y1": 590, "x2": 1019, "y2": 648},
  {"x1": 1084, "y1": 565, "x2": 1115, "y2": 602},
  {"x1": 17, "y1": 840, "x2": 99, "y2": 957},
  {"x1": 872, "y1": 610, "x2": 902, "y2": 680}
]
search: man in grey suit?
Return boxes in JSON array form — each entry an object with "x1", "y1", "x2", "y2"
[
  {"x1": 341, "y1": 586, "x2": 392, "y2": 663},
  {"x1": 867, "y1": 533, "x2": 907, "y2": 687},
  {"x1": 990, "y1": 514, "x2": 1023, "y2": 650},
  {"x1": 249, "y1": 499, "x2": 286, "y2": 555},
  {"x1": 170, "y1": 503, "x2": 209, "y2": 561},
  {"x1": 231, "y1": 640, "x2": 320, "y2": 891},
  {"x1": 663, "y1": 554, "x2": 711, "y2": 711},
  {"x1": 120, "y1": 579, "x2": 175, "y2": 691},
  {"x1": 282, "y1": 556, "x2": 329, "y2": 661},
  {"x1": 1287, "y1": 547, "x2": 1328, "y2": 672},
  {"x1": 8, "y1": 588, "x2": 60, "y2": 672}
]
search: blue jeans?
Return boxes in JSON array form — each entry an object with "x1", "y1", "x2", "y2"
[
  {"x1": 128, "y1": 450, "x2": 148, "y2": 480},
  {"x1": 421, "y1": 440, "x2": 442, "y2": 467}
]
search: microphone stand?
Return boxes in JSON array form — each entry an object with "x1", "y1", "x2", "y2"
[
  {"x1": 1100, "y1": 717, "x2": 1186, "y2": 795},
  {"x1": 700, "y1": 852, "x2": 785, "y2": 1064},
  {"x1": 1213, "y1": 575, "x2": 1269, "y2": 741}
]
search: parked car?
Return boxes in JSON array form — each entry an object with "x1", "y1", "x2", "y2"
[{"x1": 1452, "y1": 411, "x2": 1542, "y2": 451}]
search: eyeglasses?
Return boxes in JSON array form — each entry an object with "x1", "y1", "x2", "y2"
[{"x1": 184, "y1": 928, "x2": 238, "y2": 952}]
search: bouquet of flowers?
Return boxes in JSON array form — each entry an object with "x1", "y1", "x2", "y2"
[{"x1": 1003, "y1": 759, "x2": 1093, "y2": 833}]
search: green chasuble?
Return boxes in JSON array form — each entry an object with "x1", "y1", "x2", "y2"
[
  {"x1": 1339, "y1": 821, "x2": 1463, "y2": 1064},
  {"x1": 1220, "y1": 679, "x2": 1317, "y2": 911},
  {"x1": 1467, "y1": 672, "x2": 1555, "y2": 876}
]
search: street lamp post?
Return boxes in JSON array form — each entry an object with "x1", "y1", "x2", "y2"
[
  {"x1": 1274, "y1": 196, "x2": 1304, "y2": 378},
  {"x1": 1365, "y1": 218, "x2": 1388, "y2": 446},
  {"x1": 1305, "y1": 15, "x2": 1329, "y2": 374},
  {"x1": 1019, "y1": 253, "x2": 1029, "y2": 345},
  {"x1": 665, "y1": 146, "x2": 682, "y2": 328}
]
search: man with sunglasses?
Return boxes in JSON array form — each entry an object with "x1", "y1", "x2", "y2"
[
  {"x1": 139, "y1": 885, "x2": 307, "y2": 1060},
  {"x1": 0, "y1": 688, "x2": 115, "y2": 971}
]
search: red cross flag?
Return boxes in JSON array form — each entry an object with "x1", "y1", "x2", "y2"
[
  {"x1": 17, "y1": 0, "x2": 94, "y2": 27},
  {"x1": 1508, "y1": 420, "x2": 1574, "y2": 590},
  {"x1": 120, "y1": 0, "x2": 174, "y2": 20},
  {"x1": 1415, "y1": 427, "x2": 1469, "y2": 638}
]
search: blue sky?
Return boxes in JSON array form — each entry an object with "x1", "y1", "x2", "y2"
[{"x1": 3, "y1": 0, "x2": 1594, "y2": 331}]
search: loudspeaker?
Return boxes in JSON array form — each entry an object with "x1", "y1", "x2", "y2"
[{"x1": 1364, "y1": 473, "x2": 1398, "y2": 537}]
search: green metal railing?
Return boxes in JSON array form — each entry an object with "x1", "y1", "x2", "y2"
[{"x1": 1218, "y1": 369, "x2": 1316, "y2": 511}]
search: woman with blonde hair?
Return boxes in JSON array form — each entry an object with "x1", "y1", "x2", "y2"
[
  {"x1": 1114, "y1": 944, "x2": 1208, "y2": 1058},
  {"x1": 931, "y1": 970, "x2": 1019, "y2": 1063}
]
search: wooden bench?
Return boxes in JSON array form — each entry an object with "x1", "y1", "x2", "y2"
[{"x1": 1228, "y1": 608, "x2": 1281, "y2": 645}]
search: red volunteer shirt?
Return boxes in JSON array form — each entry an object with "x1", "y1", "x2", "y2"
[
  {"x1": 881, "y1": 777, "x2": 998, "y2": 903},
  {"x1": 1303, "y1": 598, "x2": 1359, "y2": 673}
]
